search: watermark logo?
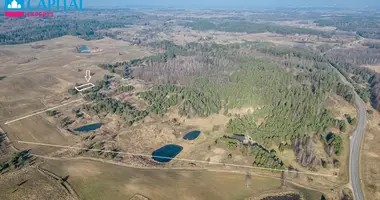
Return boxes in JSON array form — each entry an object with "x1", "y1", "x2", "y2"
[
  {"x1": 4, "y1": 0, "x2": 24, "y2": 17},
  {"x1": 4, "y1": 0, "x2": 84, "y2": 18}
]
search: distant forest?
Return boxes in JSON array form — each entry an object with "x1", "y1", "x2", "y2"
[
  {"x1": 186, "y1": 20, "x2": 333, "y2": 37},
  {"x1": 315, "y1": 16, "x2": 380, "y2": 39}
]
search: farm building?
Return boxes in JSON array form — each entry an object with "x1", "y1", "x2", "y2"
[{"x1": 77, "y1": 45, "x2": 91, "y2": 53}]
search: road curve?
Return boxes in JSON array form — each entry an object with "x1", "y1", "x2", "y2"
[
  {"x1": 329, "y1": 63, "x2": 366, "y2": 200},
  {"x1": 350, "y1": 93, "x2": 366, "y2": 200}
]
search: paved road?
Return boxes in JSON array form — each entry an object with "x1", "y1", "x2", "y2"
[
  {"x1": 350, "y1": 94, "x2": 366, "y2": 200},
  {"x1": 329, "y1": 63, "x2": 366, "y2": 200}
]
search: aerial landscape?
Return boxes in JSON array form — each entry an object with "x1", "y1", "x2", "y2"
[{"x1": 0, "y1": 0, "x2": 380, "y2": 199}]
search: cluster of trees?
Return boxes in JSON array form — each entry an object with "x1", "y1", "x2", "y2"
[
  {"x1": 226, "y1": 114, "x2": 257, "y2": 134},
  {"x1": 138, "y1": 85, "x2": 181, "y2": 115},
  {"x1": 336, "y1": 83, "x2": 354, "y2": 103},
  {"x1": 68, "y1": 88, "x2": 79, "y2": 95},
  {"x1": 118, "y1": 85, "x2": 135, "y2": 93},
  {"x1": 328, "y1": 54, "x2": 380, "y2": 111},
  {"x1": 292, "y1": 135, "x2": 321, "y2": 168},
  {"x1": 70, "y1": 77, "x2": 149, "y2": 125},
  {"x1": 82, "y1": 97, "x2": 148, "y2": 125},
  {"x1": 129, "y1": 41, "x2": 350, "y2": 163},
  {"x1": 223, "y1": 57, "x2": 338, "y2": 146},
  {"x1": 0, "y1": 76, "x2": 6, "y2": 81},
  {"x1": 219, "y1": 137, "x2": 240, "y2": 149},
  {"x1": 250, "y1": 145, "x2": 284, "y2": 169},
  {"x1": 219, "y1": 136, "x2": 284, "y2": 169},
  {"x1": 327, "y1": 47, "x2": 380, "y2": 66},
  {"x1": 46, "y1": 110, "x2": 59, "y2": 116},
  {"x1": 0, "y1": 151, "x2": 29, "y2": 172},
  {"x1": 325, "y1": 132, "x2": 343, "y2": 156},
  {"x1": 186, "y1": 20, "x2": 332, "y2": 36},
  {"x1": 138, "y1": 85, "x2": 221, "y2": 117},
  {"x1": 60, "y1": 116, "x2": 74, "y2": 128},
  {"x1": 315, "y1": 16, "x2": 380, "y2": 39},
  {"x1": 98, "y1": 61, "x2": 128, "y2": 74},
  {"x1": 0, "y1": 19, "x2": 127, "y2": 44}
]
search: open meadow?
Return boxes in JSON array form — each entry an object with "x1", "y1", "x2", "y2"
[{"x1": 41, "y1": 159, "x2": 324, "y2": 200}]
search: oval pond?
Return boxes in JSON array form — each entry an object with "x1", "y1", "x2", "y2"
[
  {"x1": 183, "y1": 130, "x2": 201, "y2": 140},
  {"x1": 74, "y1": 123, "x2": 102, "y2": 132},
  {"x1": 152, "y1": 144, "x2": 183, "y2": 163}
]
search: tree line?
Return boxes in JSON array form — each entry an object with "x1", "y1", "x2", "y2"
[{"x1": 186, "y1": 20, "x2": 333, "y2": 37}]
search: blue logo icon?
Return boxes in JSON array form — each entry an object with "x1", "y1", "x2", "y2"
[{"x1": 5, "y1": 0, "x2": 24, "y2": 11}]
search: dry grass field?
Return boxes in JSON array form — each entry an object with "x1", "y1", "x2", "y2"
[
  {"x1": 0, "y1": 115, "x2": 78, "y2": 155},
  {"x1": 0, "y1": 36, "x2": 151, "y2": 119},
  {"x1": 361, "y1": 64, "x2": 380, "y2": 73},
  {"x1": 362, "y1": 105, "x2": 380, "y2": 200},
  {"x1": 0, "y1": 166, "x2": 74, "y2": 200},
  {"x1": 0, "y1": 36, "x2": 152, "y2": 156},
  {"x1": 41, "y1": 159, "x2": 323, "y2": 200}
]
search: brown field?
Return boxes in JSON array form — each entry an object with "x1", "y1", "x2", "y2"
[
  {"x1": 0, "y1": 36, "x2": 152, "y2": 156},
  {"x1": 0, "y1": 167, "x2": 74, "y2": 200},
  {"x1": 0, "y1": 36, "x2": 151, "y2": 118},
  {"x1": 41, "y1": 159, "x2": 324, "y2": 200},
  {"x1": 0, "y1": 115, "x2": 78, "y2": 155},
  {"x1": 273, "y1": 20, "x2": 337, "y2": 31},
  {"x1": 362, "y1": 105, "x2": 380, "y2": 200},
  {"x1": 361, "y1": 64, "x2": 380, "y2": 73},
  {"x1": 326, "y1": 95, "x2": 357, "y2": 120}
]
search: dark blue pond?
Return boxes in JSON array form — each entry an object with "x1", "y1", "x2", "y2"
[
  {"x1": 74, "y1": 123, "x2": 102, "y2": 132},
  {"x1": 183, "y1": 130, "x2": 201, "y2": 140},
  {"x1": 152, "y1": 144, "x2": 183, "y2": 163}
]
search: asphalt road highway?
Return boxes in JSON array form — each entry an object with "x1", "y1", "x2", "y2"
[
  {"x1": 350, "y1": 93, "x2": 366, "y2": 200},
  {"x1": 329, "y1": 63, "x2": 366, "y2": 200}
]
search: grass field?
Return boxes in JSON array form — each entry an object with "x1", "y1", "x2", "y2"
[
  {"x1": 0, "y1": 115, "x2": 78, "y2": 155},
  {"x1": 362, "y1": 105, "x2": 380, "y2": 200},
  {"x1": 0, "y1": 167, "x2": 74, "y2": 200},
  {"x1": 41, "y1": 159, "x2": 323, "y2": 200},
  {"x1": 0, "y1": 36, "x2": 151, "y2": 119}
]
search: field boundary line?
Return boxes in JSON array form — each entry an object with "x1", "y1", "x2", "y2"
[
  {"x1": 4, "y1": 99, "x2": 84, "y2": 125},
  {"x1": 18, "y1": 140, "x2": 337, "y2": 177}
]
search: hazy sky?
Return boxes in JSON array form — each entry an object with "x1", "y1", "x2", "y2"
[
  {"x1": 0, "y1": 0, "x2": 378, "y2": 9},
  {"x1": 85, "y1": 0, "x2": 380, "y2": 8}
]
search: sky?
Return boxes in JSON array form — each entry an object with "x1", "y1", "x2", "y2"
[
  {"x1": 85, "y1": 0, "x2": 380, "y2": 8},
  {"x1": 0, "y1": 0, "x2": 378, "y2": 9}
]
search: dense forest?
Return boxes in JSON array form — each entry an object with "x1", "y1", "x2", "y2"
[
  {"x1": 327, "y1": 51, "x2": 380, "y2": 110},
  {"x1": 0, "y1": 11, "x2": 151, "y2": 45},
  {"x1": 127, "y1": 41, "x2": 351, "y2": 148},
  {"x1": 0, "y1": 19, "x2": 126, "y2": 44},
  {"x1": 315, "y1": 16, "x2": 380, "y2": 39},
  {"x1": 186, "y1": 20, "x2": 333, "y2": 36}
]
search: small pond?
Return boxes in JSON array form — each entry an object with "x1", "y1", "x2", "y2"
[
  {"x1": 261, "y1": 193, "x2": 301, "y2": 200},
  {"x1": 183, "y1": 130, "x2": 201, "y2": 140},
  {"x1": 74, "y1": 123, "x2": 102, "y2": 132},
  {"x1": 152, "y1": 144, "x2": 183, "y2": 163}
]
